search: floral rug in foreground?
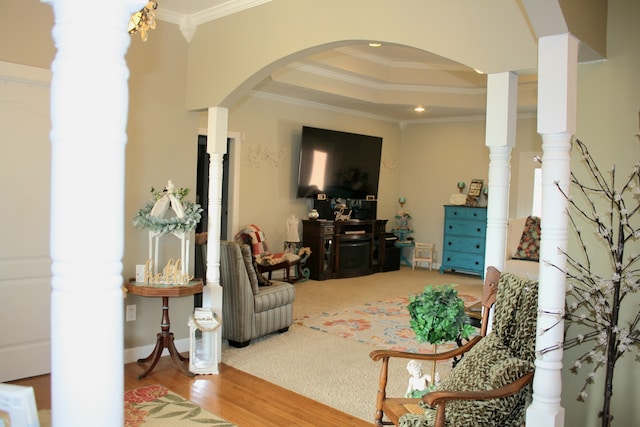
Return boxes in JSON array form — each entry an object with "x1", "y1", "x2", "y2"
[
  {"x1": 125, "y1": 384, "x2": 234, "y2": 426},
  {"x1": 38, "y1": 385, "x2": 235, "y2": 427},
  {"x1": 296, "y1": 294, "x2": 480, "y2": 354}
]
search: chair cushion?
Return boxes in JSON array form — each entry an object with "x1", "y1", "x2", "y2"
[
  {"x1": 253, "y1": 281, "x2": 295, "y2": 313},
  {"x1": 512, "y1": 216, "x2": 541, "y2": 261}
]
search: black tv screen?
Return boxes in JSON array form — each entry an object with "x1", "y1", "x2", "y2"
[{"x1": 296, "y1": 126, "x2": 383, "y2": 199}]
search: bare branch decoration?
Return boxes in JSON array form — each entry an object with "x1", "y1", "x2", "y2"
[{"x1": 541, "y1": 137, "x2": 639, "y2": 427}]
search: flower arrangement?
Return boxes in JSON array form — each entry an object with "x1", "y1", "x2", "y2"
[
  {"x1": 133, "y1": 184, "x2": 203, "y2": 235},
  {"x1": 542, "y1": 138, "x2": 639, "y2": 427}
]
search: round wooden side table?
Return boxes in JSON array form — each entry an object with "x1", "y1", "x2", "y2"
[{"x1": 125, "y1": 279, "x2": 203, "y2": 379}]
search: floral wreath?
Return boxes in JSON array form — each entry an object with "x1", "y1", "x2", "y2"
[{"x1": 132, "y1": 185, "x2": 203, "y2": 235}]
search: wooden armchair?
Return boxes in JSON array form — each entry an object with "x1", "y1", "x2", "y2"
[{"x1": 369, "y1": 267, "x2": 537, "y2": 427}]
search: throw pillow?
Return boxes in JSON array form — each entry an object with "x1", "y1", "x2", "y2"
[{"x1": 513, "y1": 216, "x2": 541, "y2": 261}]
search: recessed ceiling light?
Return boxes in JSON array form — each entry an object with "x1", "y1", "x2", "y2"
[
  {"x1": 414, "y1": 106, "x2": 425, "y2": 112},
  {"x1": 368, "y1": 42, "x2": 382, "y2": 47}
]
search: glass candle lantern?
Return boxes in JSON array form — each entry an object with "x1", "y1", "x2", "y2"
[{"x1": 188, "y1": 308, "x2": 220, "y2": 375}]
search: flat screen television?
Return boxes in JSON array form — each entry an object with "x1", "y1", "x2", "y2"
[{"x1": 296, "y1": 126, "x2": 383, "y2": 199}]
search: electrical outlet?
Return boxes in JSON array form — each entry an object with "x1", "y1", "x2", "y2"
[{"x1": 126, "y1": 304, "x2": 136, "y2": 322}]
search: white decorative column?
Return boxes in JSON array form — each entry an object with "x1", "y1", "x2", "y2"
[
  {"x1": 203, "y1": 106, "x2": 228, "y2": 367},
  {"x1": 484, "y1": 72, "x2": 518, "y2": 272},
  {"x1": 526, "y1": 33, "x2": 578, "y2": 427},
  {"x1": 44, "y1": 1, "x2": 144, "y2": 426}
]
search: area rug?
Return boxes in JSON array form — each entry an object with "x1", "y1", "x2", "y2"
[
  {"x1": 295, "y1": 293, "x2": 480, "y2": 354},
  {"x1": 38, "y1": 385, "x2": 235, "y2": 427},
  {"x1": 124, "y1": 384, "x2": 235, "y2": 426}
]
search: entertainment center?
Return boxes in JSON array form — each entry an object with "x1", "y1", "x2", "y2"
[
  {"x1": 302, "y1": 218, "x2": 395, "y2": 280},
  {"x1": 296, "y1": 125, "x2": 397, "y2": 279}
]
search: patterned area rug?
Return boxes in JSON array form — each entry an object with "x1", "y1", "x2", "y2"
[
  {"x1": 38, "y1": 385, "x2": 235, "y2": 427},
  {"x1": 124, "y1": 385, "x2": 234, "y2": 426},
  {"x1": 296, "y1": 294, "x2": 480, "y2": 354}
]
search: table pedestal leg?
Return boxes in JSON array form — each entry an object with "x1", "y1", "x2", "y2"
[{"x1": 136, "y1": 296, "x2": 194, "y2": 379}]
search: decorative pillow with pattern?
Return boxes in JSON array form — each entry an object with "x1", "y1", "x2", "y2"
[{"x1": 513, "y1": 216, "x2": 541, "y2": 261}]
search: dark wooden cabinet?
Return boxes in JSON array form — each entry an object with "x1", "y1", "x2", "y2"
[
  {"x1": 302, "y1": 220, "x2": 335, "y2": 280},
  {"x1": 302, "y1": 219, "x2": 387, "y2": 280}
]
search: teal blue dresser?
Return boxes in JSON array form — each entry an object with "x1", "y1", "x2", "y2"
[{"x1": 439, "y1": 205, "x2": 487, "y2": 277}]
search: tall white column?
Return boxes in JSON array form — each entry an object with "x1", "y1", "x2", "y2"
[
  {"x1": 484, "y1": 72, "x2": 517, "y2": 272},
  {"x1": 526, "y1": 33, "x2": 578, "y2": 427},
  {"x1": 203, "y1": 106, "x2": 228, "y2": 366},
  {"x1": 44, "y1": 1, "x2": 144, "y2": 426}
]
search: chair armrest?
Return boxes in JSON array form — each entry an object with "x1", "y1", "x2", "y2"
[
  {"x1": 369, "y1": 335, "x2": 482, "y2": 363},
  {"x1": 422, "y1": 371, "x2": 534, "y2": 427},
  {"x1": 369, "y1": 335, "x2": 483, "y2": 425}
]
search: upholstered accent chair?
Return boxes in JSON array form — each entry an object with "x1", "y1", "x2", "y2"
[
  {"x1": 220, "y1": 240, "x2": 295, "y2": 348},
  {"x1": 370, "y1": 268, "x2": 537, "y2": 427}
]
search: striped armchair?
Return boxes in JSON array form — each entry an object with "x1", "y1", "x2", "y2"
[{"x1": 220, "y1": 240, "x2": 296, "y2": 348}]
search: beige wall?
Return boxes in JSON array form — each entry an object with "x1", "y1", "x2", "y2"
[
  {"x1": 1, "y1": 0, "x2": 638, "y2": 425},
  {"x1": 0, "y1": 0, "x2": 200, "y2": 351},
  {"x1": 0, "y1": 1, "x2": 55, "y2": 68},
  {"x1": 123, "y1": 21, "x2": 200, "y2": 347},
  {"x1": 563, "y1": 1, "x2": 640, "y2": 425},
  {"x1": 186, "y1": 0, "x2": 538, "y2": 110},
  {"x1": 224, "y1": 95, "x2": 402, "y2": 243},
  {"x1": 398, "y1": 116, "x2": 541, "y2": 254}
]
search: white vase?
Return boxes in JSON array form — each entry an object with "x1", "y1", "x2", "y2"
[{"x1": 308, "y1": 209, "x2": 320, "y2": 220}]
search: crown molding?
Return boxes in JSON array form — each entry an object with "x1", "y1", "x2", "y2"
[
  {"x1": 250, "y1": 90, "x2": 399, "y2": 124},
  {"x1": 335, "y1": 46, "x2": 472, "y2": 73},
  {"x1": 0, "y1": 61, "x2": 51, "y2": 86},
  {"x1": 286, "y1": 62, "x2": 487, "y2": 96},
  {"x1": 156, "y1": 0, "x2": 271, "y2": 26}
]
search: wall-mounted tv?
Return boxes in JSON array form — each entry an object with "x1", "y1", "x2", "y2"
[{"x1": 296, "y1": 126, "x2": 383, "y2": 199}]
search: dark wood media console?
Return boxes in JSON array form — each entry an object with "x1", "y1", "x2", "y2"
[{"x1": 302, "y1": 219, "x2": 388, "y2": 280}]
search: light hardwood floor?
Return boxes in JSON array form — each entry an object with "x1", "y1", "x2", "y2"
[
  {"x1": 10, "y1": 357, "x2": 371, "y2": 426},
  {"x1": 10, "y1": 269, "x2": 482, "y2": 426}
]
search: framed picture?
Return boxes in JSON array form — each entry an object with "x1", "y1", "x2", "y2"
[
  {"x1": 468, "y1": 179, "x2": 483, "y2": 197},
  {"x1": 466, "y1": 179, "x2": 484, "y2": 206},
  {"x1": 317, "y1": 193, "x2": 327, "y2": 200},
  {"x1": 365, "y1": 195, "x2": 376, "y2": 201}
]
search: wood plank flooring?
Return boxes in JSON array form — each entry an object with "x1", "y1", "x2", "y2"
[{"x1": 10, "y1": 356, "x2": 372, "y2": 426}]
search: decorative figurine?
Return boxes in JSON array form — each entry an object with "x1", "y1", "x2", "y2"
[{"x1": 405, "y1": 359, "x2": 440, "y2": 398}]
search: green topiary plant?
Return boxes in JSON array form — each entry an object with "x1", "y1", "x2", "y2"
[
  {"x1": 408, "y1": 284, "x2": 475, "y2": 384},
  {"x1": 408, "y1": 284, "x2": 475, "y2": 344}
]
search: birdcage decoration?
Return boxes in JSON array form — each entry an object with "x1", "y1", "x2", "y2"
[
  {"x1": 188, "y1": 308, "x2": 221, "y2": 375},
  {"x1": 132, "y1": 180, "x2": 203, "y2": 284}
]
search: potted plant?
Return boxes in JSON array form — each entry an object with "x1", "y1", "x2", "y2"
[{"x1": 408, "y1": 284, "x2": 475, "y2": 382}]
